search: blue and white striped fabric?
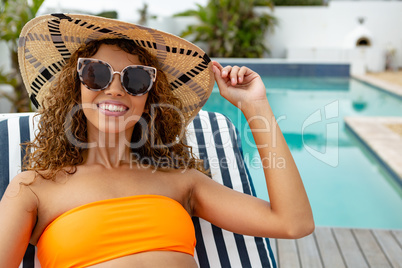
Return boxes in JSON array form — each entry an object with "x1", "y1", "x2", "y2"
[{"x1": 0, "y1": 111, "x2": 276, "y2": 268}]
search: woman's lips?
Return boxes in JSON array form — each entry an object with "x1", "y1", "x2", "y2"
[{"x1": 97, "y1": 102, "x2": 129, "y2": 116}]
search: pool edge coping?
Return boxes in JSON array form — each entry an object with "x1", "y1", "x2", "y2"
[
  {"x1": 344, "y1": 116, "x2": 402, "y2": 186},
  {"x1": 352, "y1": 74, "x2": 402, "y2": 98}
]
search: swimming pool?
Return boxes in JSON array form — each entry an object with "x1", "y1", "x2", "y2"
[{"x1": 203, "y1": 76, "x2": 402, "y2": 229}]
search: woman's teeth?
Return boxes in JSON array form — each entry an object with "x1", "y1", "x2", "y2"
[{"x1": 99, "y1": 103, "x2": 128, "y2": 112}]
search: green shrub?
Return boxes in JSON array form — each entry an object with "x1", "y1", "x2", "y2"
[
  {"x1": 274, "y1": 0, "x2": 324, "y2": 6},
  {"x1": 174, "y1": 0, "x2": 277, "y2": 58}
]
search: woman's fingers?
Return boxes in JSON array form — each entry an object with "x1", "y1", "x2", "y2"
[
  {"x1": 229, "y1": 66, "x2": 241, "y2": 86},
  {"x1": 238, "y1": 66, "x2": 248, "y2": 83},
  {"x1": 221, "y1": 65, "x2": 232, "y2": 79},
  {"x1": 218, "y1": 65, "x2": 250, "y2": 86},
  {"x1": 212, "y1": 65, "x2": 229, "y2": 96},
  {"x1": 212, "y1": 61, "x2": 253, "y2": 88},
  {"x1": 212, "y1": 61, "x2": 223, "y2": 70}
]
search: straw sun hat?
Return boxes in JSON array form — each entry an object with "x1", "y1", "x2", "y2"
[{"x1": 18, "y1": 13, "x2": 214, "y2": 125}]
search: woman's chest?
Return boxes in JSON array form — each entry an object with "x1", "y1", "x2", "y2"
[{"x1": 30, "y1": 167, "x2": 193, "y2": 245}]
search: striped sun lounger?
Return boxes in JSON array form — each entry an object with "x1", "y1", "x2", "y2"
[{"x1": 0, "y1": 110, "x2": 276, "y2": 268}]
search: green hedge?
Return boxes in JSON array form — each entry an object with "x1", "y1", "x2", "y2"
[{"x1": 274, "y1": 0, "x2": 324, "y2": 6}]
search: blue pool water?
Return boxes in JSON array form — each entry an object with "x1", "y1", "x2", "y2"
[{"x1": 203, "y1": 77, "x2": 402, "y2": 229}]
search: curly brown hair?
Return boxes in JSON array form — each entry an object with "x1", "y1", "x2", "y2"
[{"x1": 23, "y1": 38, "x2": 205, "y2": 179}]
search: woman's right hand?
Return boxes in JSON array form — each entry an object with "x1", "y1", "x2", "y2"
[{"x1": 212, "y1": 61, "x2": 268, "y2": 113}]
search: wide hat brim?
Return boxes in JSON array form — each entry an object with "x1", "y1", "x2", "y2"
[{"x1": 18, "y1": 13, "x2": 214, "y2": 125}]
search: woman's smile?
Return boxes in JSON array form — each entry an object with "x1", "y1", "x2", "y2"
[{"x1": 98, "y1": 101, "x2": 129, "y2": 116}]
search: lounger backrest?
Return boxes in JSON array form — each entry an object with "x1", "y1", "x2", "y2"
[{"x1": 0, "y1": 110, "x2": 276, "y2": 268}]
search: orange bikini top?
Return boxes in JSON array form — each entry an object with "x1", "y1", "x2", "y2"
[{"x1": 36, "y1": 195, "x2": 196, "y2": 268}]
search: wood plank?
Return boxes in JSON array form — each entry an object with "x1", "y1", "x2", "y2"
[
  {"x1": 277, "y1": 239, "x2": 300, "y2": 268},
  {"x1": 391, "y1": 229, "x2": 402, "y2": 247},
  {"x1": 273, "y1": 227, "x2": 402, "y2": 268},
  {"x1": 296, "y1": 233, "x2": 323, "y2": 268},
  {"x1": 315, "y1": 227, "x2": 346, "y2": 268},
  {"x1": 333, "y1": 228, "x2": 369, "y2": 268},
  {"x1": 353, "y1": 229, "x2": 391, "y2": 268},
  {"x1": 373, "y1": 229, "x2": 402, "y2": 268}
]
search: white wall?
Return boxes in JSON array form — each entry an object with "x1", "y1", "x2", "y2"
[
  {"x1": 146, "y1": 1, "x2": 402, "y2": 73},
  {"x1": 264, "y1": 1, "x2": 402, "y2": 72}
]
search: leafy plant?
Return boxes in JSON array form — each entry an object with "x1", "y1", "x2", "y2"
[
  {"x1": 137, "y1": 3, "x2": 157, "y2": 25},
  {"x1": 96, "y1": 11, "x2": 118, "y2": 19},
  {"x1": 273, "y1": 0, "x2": 323, "y2": 6},
  {"x1": 0, "y1": 0, "x2": 45, "y2": 112},
  {"x1": 174, "y1": 0, "x2": 277, "y2": 58}
]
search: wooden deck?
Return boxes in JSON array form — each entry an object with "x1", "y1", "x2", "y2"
[{"x1": 270, "y1": 227, "x2": 402, "y2": 268}]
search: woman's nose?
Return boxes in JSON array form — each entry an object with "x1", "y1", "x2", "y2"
[{"x1": 104, "y1": 73, "x2": 126, "y2": 97}]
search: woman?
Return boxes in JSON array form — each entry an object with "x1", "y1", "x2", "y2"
[{"x1": 0, "y1": 14, "x2": 314, "y2": 267}]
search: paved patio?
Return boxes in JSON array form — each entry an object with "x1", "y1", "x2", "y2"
[
  {"x1": 344, "y1": 116, "x2": 402, "y2": 183},
  {"x1": 366, "y1": 71, "x2": 402, "y2": 87},
  {"x1": 353, "y1": 71, "x2": 402, "y2": 98}
]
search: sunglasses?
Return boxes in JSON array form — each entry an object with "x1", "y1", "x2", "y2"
[{"x1": 77, "y1": 58, "x2": 157, "y2": 96}]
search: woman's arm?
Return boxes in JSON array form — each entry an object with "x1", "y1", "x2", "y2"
[
  {"x1": 191, "y1": 62, "x2": 314, "y2": 239},
  {"x1": 0, "y1": 172, "x2": 38, "y2": 267}
]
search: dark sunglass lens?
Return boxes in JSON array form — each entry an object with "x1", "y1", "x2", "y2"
[
  {"x1": 82, "y1": 61, "x2": 111, "y2": 90},
  {"x1": 123, "y1": 68, "x2": 151, "y2": 95}
]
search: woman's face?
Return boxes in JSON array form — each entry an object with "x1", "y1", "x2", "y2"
[{"x1": 80, "y1": 44, "x2": 149, "y2": 136}]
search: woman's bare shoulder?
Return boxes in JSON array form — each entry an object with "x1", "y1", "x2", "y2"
[
  {"x1": 5, "y1": 170, "x2": 56, "y2": 201},
  {"x1": 171, "y1": 167, "x2": 211, "y2": 196},
  {"x1": 166, "y1": 166, "x2": 209, "y2": 182},
  {"x1": 6, "y1": 171, "x2": 38, "y2": 193},
  {"x1": 1, "y1": 171, "x2": 39, "y2": 216}
]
